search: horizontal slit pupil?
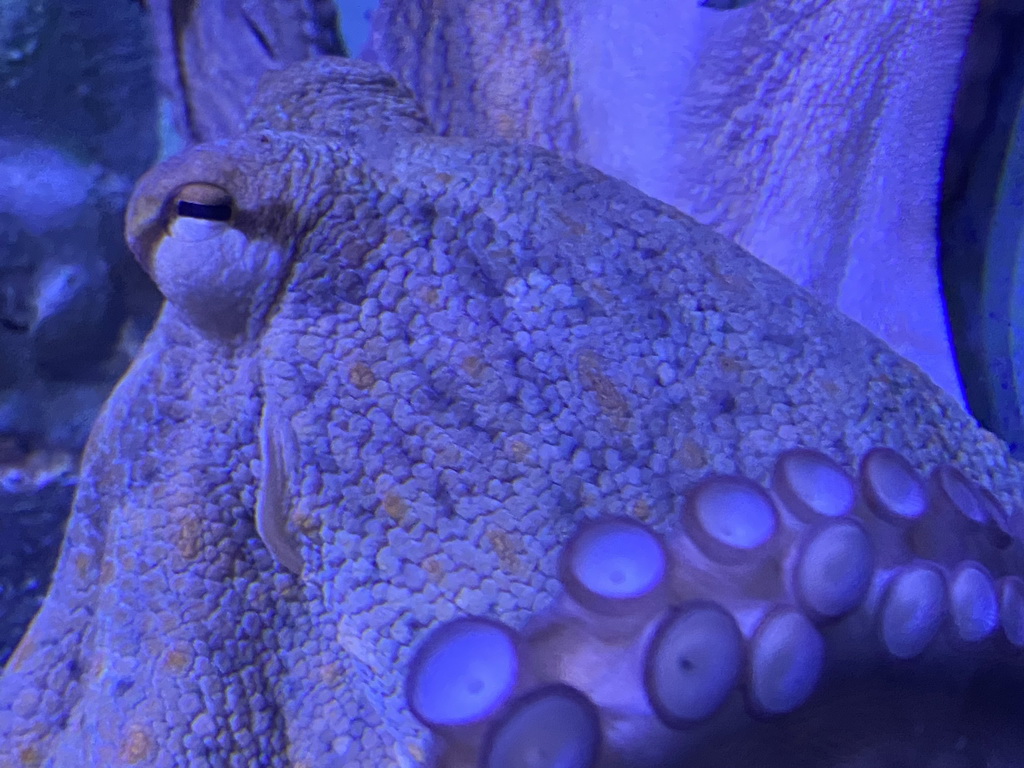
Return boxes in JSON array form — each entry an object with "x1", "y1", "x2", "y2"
[{"x1": 178, "y1": 200, "x2": 232, "y2": 221}]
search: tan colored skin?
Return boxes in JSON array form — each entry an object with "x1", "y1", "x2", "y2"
[{"x1": 0, "y1": 58, "x2": 1020, "y2": 767}]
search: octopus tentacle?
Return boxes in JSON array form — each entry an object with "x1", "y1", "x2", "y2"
[{"x1": 406, "y1": 444, "x2": 1024, "y2": 767}]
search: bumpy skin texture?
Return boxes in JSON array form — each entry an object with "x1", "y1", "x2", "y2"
[
  {"x1": 363, "y1": 0, "x2": 974, "y2": 402},
  {"x1": 2, "y1": 57, "x2": 1024, "y2": 767}
]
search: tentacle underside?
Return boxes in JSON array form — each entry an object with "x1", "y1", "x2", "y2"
[{"x1": 407, "y1": 445, "x2": 1024, "y2": 767}]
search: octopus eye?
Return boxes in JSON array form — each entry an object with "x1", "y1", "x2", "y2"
[
  {"x1": 178, "y1": 199, "x2": 232, "y2": 221},
  {"x1": 699, "y1": 0, "x2": 756, "y2": 8},
  {"x1": 173, "y1": 182, "x2": 234, "y2": 222},
  {"x1": 167, "y1": 183, "x2": 234, "y2": 241}
]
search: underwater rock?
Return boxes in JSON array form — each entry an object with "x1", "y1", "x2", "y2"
[{"x1": 0, "y1": 0, "x2": 159, "y2": 665}]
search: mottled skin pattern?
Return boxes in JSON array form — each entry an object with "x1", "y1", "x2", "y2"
[
  {"x1": 362, "y1": 0, "x2": 975, "y2": 402},
  {"x1": 2, "y1": 57, "x2": 1024, "y2": 766},
  {"x1": 144, "y1": 0, "x2": 973, "y2": 401}
]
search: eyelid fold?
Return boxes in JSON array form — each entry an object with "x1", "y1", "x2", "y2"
[
  {"x1": 124, "y1": 146, "x2": 276, "y2": 336},
  {"x1": 123, "y1": 132, "x2": 354, "y2": 338},
  {"x1": 124, "y1": 146, "x2": 251, "y2": 277},
  {"x1": 174, "y1": 182, "x2": 235, "y2": 223}
]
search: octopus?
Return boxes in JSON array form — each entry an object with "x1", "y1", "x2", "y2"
[
  {"x1": 2, "y1": 50, "x2": 1024, "y2": 768},
  {"x1": 152, "y1": 0, "x2": 974, "y2": 404}
]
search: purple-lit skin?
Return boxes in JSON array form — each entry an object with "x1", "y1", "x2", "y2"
[
  {"x1": 2, "y1": 55, "x2": 1024, "y2": 767},
  {"x1": 363, "y1": 0, "x2": 973, "y2": 402}
]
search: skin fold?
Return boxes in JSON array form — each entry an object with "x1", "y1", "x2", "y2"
[
  {"x1": 143, "y1": 0, "x2": 975, "y2": 404},
  {"x1": 361, "y1": 0, "x2": 976, "y2": 403},
  {"x1": 0, "y1": 57, "x2": 1023, "y2": 767}
]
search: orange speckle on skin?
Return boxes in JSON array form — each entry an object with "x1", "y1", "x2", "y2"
[
  {"x1": 382, "y1": 491, "x2": 408, "y2": 523},
  {"x1": 417, "y1": 286, "x2": 440, "y2": 306},
  {"x1": 176, "y1": 515, "x2": 203, "y2": 560},
  {"x1": 74, "y1": 552, "x2": 93, "y2": 582},
  {"x1": 119, "y1": 724, "x2": 153, "y2": 763},
  {"x1": 707, "y1": 259, "x2": 754, "y2": 296},
  {"x1": 99, "y1": 556, "x2": 115, "y2": 585},
  {"x1": 508, "y1": 439, "x2": 530, "y2": 462},
  {"x1": 407, "y1": 741, "x2": 426, "y2": 762},
  {"x1": 555, "y1": 210, "x2": 586, "y2": 236},
  {"x1": 677, "y1": 436, "x2": 707, "y2": 471},
  {"x1": 577, "y1": 350, "x2": 629, "y2": 417},
  {"x1": 163, "y1": 647, "x2": 190, "y2": 673},
  {"x1": 294, "y1": 507, "x2": 319, "y2": 534},
  {"x1": 319, "y1": 660, "x2": 343, "y2": 684},
  {"x1": 717, "y1": 354, "x2": 743, "y2": 376},
  {"x1": 487, "y1": 529, "x2": 522, "y2": 574},
  {"x1": 580, "y1": 278, "x2": 614, "y2": 304},
  {"x1": 422, "y1": 556, "x2": 444, "y2": 582},
  {"x1": 90, "y1": 649, "x2": 108, "y2": 679},
  {"x1": 349, "y1": 362, "x2": 375, "y2": 390},
  {"x1": 461, "y1": 355, "x2": 485, "y2": 378},
  {"x1": 16, "y1": 745, "x2": 42, "y2": 768},
  {"x1": 631, "y1": 498, "x2": 652, "y2": 521}
]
